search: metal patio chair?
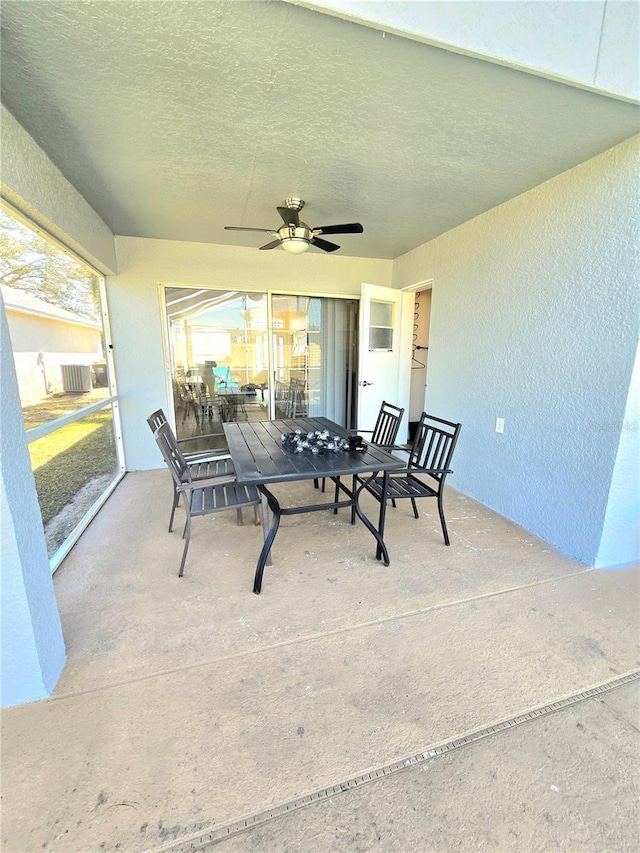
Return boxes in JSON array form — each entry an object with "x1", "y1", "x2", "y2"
[
  {"x1": 362, "y1": 411, "x2": 462, "y2": 546},
  {"x1": 147, "y1": 409, "x2": 236, "y2": 531},
  {"x1": 152, "y1": 421, "x2": 266, "y2": 577},
  {"x1": 315, "y1": 400, "x2": 405, "y2": 496}
]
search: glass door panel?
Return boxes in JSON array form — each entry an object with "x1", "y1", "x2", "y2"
[
  {"x1": 164, "y1": 288, "x2": 270, "y2": 442},
  {"x1": 164, "y1": 288, "x2": 358, "y2": 443},
  {"x1": 270, "y1": 295, "x2": 358, "y2": 427}
]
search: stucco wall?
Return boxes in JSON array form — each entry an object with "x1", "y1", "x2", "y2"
[
  {"x1": 108, "y1": 237, "x2": 392, "y2": 470},
  {"x1": 7, "y1": 312, "x2": 100, "y2": 353},
  {"x1": 1, "y1": 291, "x2": 66, "y2": 706},
  {"x1": 596, "y1": 343, "x2": 640, "y2": 567},
  {"x1": 298, "y1": 0, "x2": 640, "y2": 101},
  {"x1": 6, "y1": 313, "x2": 102, "y2": 402},
  {"x1": 392, "y1": 135, "x2": 639, "y2": 566}
]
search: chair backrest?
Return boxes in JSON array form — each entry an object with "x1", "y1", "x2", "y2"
[
  {"x1": 153, "y1": 422, "x2": 190, "y2": 487},
  {"x1": 409, "y1": 413, "x2": 461, "y2": 480},
  {"x1": 370, "y1": 401, "x2": 405, "y2": 447},
  {"x1": 147, "y1": 408, "x2": 168, "y2": 433},
  {"x1": 289, "y1": 378, "x2": 306, "y2": 418}
]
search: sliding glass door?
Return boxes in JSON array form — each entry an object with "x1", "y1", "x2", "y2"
[
  {"x1": 164, "y1": 288, "x2": 358, "y2": 443},
  {"x1": 271, "y1": 294, "x2": 358, "y2": 426}
]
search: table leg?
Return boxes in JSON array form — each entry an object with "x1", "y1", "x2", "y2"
[
  {"x1": 353, "y1": 471, "x2": 391, "y2": 566},
  {"x1": 253, "y1": 485, "x2": 280, "y2": 594},
  {"x1": 376, "y1": 470, "x2": 389, "y2": 562}
]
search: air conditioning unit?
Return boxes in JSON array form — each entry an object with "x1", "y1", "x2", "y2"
[{"x1": 61, "y1": 364, "x2": 92, "y2": 393}]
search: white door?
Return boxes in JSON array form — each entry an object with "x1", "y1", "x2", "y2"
[{"x1": 357, "y1": 283, "x2": 413, "y2": 442}]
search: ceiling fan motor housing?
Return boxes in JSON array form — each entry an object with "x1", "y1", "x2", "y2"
[
  {"x1": 278, "y1": 224, "x2": 312, "y2": 242},
  {"x1": 284, "y1": 197, "x2": 305, "y2": 211}
]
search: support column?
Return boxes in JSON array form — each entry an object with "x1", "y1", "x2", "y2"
[{"x1": 1, "y1": 292, "x2": 66, "y2": 707}]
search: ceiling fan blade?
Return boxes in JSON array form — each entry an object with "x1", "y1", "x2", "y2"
[
  {"x1": 312, "y1": 223, "x2": 364, "y2": 235},
  {"x1": 277, "y1": 207, "x2": 299, "y2": 227},
  {"x1": 224, "y1": 226, "x2": 275, "y2": 233},
  {"x1": 311, "y1": 236, "x2": 340, "y2": 253},
  {"x1": 259, "y1": 239, "x2": 282, "y2": 251}
]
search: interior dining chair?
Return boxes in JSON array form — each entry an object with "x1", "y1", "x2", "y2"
[
  {"x1": 147, "y1": 409, "x2": 235, "y2": 531},
  {"x1": 152, "y1": 421, "x2": 266, "y2": 577},
  {"x1": 362, "y1": 411, "x2": 462, "y2": 546}
]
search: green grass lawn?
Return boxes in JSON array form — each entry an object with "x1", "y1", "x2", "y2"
[{"x1": 24, "y1": 393, "x2": 117, "y2": 525}]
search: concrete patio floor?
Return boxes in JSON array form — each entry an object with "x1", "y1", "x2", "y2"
[{"x1": 1, "y1": 470, "x2": 638, "y2": 852}]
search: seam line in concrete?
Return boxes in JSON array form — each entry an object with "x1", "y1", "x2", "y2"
[
  {"x1": 51, "y1": 566, "x2": 597, "y2": 702},
  {"x1": 153, "y1": 670, "x2": 640, "y2": 853}
]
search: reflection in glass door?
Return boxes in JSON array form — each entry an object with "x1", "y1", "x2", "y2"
[
  {"x1": 164, "y1": 288, "x2": 270, "y2": 442},
  {"x1": 271, "y1": 295, "x2": 358, "y2": 428},
  {"x1": 164, "y1": 288, "x2": 358, "y2": 445}
]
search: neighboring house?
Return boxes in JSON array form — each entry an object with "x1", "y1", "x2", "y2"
[
  {"x1": 1, "y1": 284, "x2": 103, "y2": 404},
  {"x1": 0, "y1": 1, "x2": 638, "y2": 705}
]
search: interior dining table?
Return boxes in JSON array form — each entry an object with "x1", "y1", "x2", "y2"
[{"x1": 223, "y1": 416, "x2": 405, "y2": 594}]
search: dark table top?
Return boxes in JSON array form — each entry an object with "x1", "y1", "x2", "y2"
[{"x1": 223, "y1": 417, "x2": 405, "y2": 486}]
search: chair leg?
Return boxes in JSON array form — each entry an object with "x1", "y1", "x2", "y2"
[
  {"x1": 236, "y1": 508, "x2": 244, "y2": 525},
  {"x1": 253, "y1": 504, "x2": 260, "y2": 525},
  {"x1": 321, "y1": 477, "x2": 326, "y2": 493},
  {"x1": 313, "y1": 478, "x2": 319, "y2": 489},
  {"x1": 178, "y1": 498, "x2": 192, "y2": 577},
  {"x1": 410, "y1": 497, "x2": 419, "y2": 519},
  {"x1": 437, "y1": 490, "x2": 450, "y2": 546},
  {"x1": 169, "y1": 486, "x2": 180, "y2": 532}
]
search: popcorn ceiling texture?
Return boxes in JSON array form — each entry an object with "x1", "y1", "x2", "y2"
[
  {"x1": 0, "y1": 106, "x2": 116, "y2": 273},
  {"x1": 0, "y1": 1, "x2": 638, "y2": 259},
  {"x1": 392, "y1": 136, "x2": 639, "y2": 566}
]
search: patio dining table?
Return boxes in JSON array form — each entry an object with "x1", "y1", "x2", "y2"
[{"x1": 223, "y1": 417, "x2": 405, "y2": 593}]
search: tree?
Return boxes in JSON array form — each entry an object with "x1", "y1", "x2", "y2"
[{"x1": 0, "y1": 210, "x2": 100, "y2": 321}]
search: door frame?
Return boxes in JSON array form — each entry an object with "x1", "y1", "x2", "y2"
[{"x1": 401, "y1": 279, "x2": 433, "y2": 431}]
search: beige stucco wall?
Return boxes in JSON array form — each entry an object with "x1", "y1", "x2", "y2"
[
  {"x1": 6, "y1": 311, "x2": 102, "y2": 402},
  {"x1": 392, "y1": 134, "x2": 639, "y2": 565},
  {"x1": 108, "y1": 236, "x2": 393, "y2": 469}
]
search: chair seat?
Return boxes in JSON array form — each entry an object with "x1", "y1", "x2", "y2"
[
  {"x1": 366, "y1": 472, "x2": 438, "y2": 502},
  {"x1": 190, "y1": 481, "x2": 260, "y2": 516},
  {"x1": 148, "y1": 413, "x2": 268, "y2": 577}
]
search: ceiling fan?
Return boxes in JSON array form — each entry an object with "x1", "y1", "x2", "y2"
[{"x1": 224, "y1": 198, "x2": 364, "y2": 254}]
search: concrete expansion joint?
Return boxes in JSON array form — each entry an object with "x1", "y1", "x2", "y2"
[
  {"x1": 153, "y1": 670, "x2": 640, "y2": 853},
  {"x1": 50, "y1": 567, "x2": 599, "y2": 703}
]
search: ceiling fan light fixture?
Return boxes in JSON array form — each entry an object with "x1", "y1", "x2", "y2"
[
  {"x1": 281, "y1": 237, "x2": 310, "y2": 254},
  {"x1": 279, "y1": 224, "x2": 311, "y2": 254}
]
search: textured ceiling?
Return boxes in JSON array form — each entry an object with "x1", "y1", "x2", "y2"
[{"x1": 1, "y1": 0, "x2": 638, "y2": 259}]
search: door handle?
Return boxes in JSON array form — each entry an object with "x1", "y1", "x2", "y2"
[{"x1": 361, "y1": 380, "x2": 374, "y2": 387}]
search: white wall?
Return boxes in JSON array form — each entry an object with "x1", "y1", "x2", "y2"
[
  {"x1": 0, "y1": 105, "x2": 117, "y2": 274},
  {"x1": 295, "y1": 0, "x2": 639, "y2": 101},
  {"x1": 392, "y1": 135, "x2": 639, "y2": 566},
  {"x1": 108, "y1": 237, "x2": 392, "y2": 470}
]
